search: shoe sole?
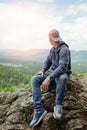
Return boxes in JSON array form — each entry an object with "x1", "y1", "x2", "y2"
[{"x1": 32, "y1": 110, "x2": 47, "y2": 128}]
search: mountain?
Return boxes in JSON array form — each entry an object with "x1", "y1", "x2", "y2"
[
  {"x1": 0, "y1": 49, "x2": 87, "y2": 73},
  {"x1": 71, "y1": 50, "x2": 87, "y2": 62},
  {"x1": 0, "y1": 49, "x2": 49, "y2": 64},
  {"x1": 71, "y1": 50, "x2": 87, "y2": 73}
]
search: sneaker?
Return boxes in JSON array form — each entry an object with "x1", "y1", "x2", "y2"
[
  {"x1": 29, "y1": 109, "x2": 47, "y2": 128},
  {"x1": 53, "y1": 105, "x2": 63, "y2": 120}
]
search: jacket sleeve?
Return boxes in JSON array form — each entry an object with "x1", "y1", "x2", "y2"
[
  {"x1": 42, "y1": 51, "x2": 52, "y2": 73},
  {"x1": 49, "y1": 47, "x2": 70, "y2": 78}
]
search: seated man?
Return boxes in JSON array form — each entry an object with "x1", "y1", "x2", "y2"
[{"x1": 29, "y1": 29, "x2": 71, "y2": 128}]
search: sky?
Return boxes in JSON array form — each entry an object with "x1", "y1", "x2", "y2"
[{"x1": 0, "y1": 0, "x2": 87, "y2": 50}]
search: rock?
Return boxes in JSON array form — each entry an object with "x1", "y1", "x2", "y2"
[
  {"x1": 66, "y1": 118, "x2": 87, "y2": 130},
  {"x1": 0, "y1": 77, "x2": 87, "y2": 130}
]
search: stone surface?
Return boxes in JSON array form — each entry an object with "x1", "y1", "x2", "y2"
[{"x1": 0, "y1": 77, "x2": 87, "y2": 130}]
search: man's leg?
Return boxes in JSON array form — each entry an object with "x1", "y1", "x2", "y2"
[
  {"x1": 55, "y1": 73, "x2": 69, "y2": 105},
  {"x1": 30, "y1": 72, "x2": 51, "y2": 128},
  {"x1": 31, "y1": 74, "x2": 44, "y2": 112},
  {"x1": 53, "y1": 73, "x2": 69, "y2": 119}
]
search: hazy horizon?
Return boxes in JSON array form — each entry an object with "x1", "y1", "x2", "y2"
[{"x1": 0, "y1": 48, "x2": 87, "y2": 52}]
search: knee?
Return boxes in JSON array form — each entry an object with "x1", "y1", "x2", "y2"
[
  {"x1": 57, "y1": 74, "x2": 68, "y2": 84},
  {"x1": 31, "y1": 75, "x2": 38, "y2": 85},
  {"x1": 59, "y1": 74, "x2": 66, "y2": 82}
]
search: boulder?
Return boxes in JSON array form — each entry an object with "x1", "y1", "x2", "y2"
[{"x1": 0, "y1": 77, "x2": 87, "y2": 130}]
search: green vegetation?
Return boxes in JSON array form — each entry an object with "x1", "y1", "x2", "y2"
[
  {"x1": 0, "y1": 63, "x2": 42, "y2": 92},
  {"x1": 72, "y1": 72, "x2": 87, "y2": 78},
  {"x1": 23, "y1": 112, "x2": 28, "y2": 121},
  {"x1": 0, "y1": 62, "x2": 87, "y2": 92},
  {"x1": 0, "y1": 49, "x2": 87, "y2": 92},
  {"x1": 71, "y1": 50, "x2": 87, "y2": 73}
]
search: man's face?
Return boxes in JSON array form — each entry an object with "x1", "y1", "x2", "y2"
[
  {"x1": 49, "y1": 37, "x2": 53, "y2": 45},
  {"x1": 49, "y1": 37, "x2": 59, "y2": 48}
]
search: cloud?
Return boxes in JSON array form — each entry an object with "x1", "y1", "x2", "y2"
[
  {"x1": 60, "y1": 3, "x2": 87, "y2": 50},
  {"x1": 0, "y1": 2, "x2": 63, "y2": 50},
  {"x1": 58, "y1": 15, "x2": 87, "y2": 50},
  {"x1": 37, "y1": 0, "x2": 55, "y2": 3},
  {"x1": 67, "y1": 3, "x2": 87, "y2": 16},
  {"x1": 0, "y1": 1, "x2": 87, "y2": 50}
]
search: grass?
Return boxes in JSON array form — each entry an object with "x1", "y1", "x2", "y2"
[
  {"x1": 72, "y1": 72, "x2": 87, "y2": 78},
  {"x1": 0, "y1": 83, "x2": 31, "y2": 92}
]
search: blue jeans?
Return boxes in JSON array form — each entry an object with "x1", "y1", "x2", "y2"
[{"x1": 31, "y1": 71, "x2": 70, "y2": 112}]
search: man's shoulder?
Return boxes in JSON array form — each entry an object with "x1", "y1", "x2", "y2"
[
  {"x1": 60, "y1": 41, "x2": 69, "y2": 48},
  {"x1": 59, "y1": 43, "x2": 70, "y2": 56},
  {"x1": 60, "y1": 41, "x2": 70, "y2": 51},
  {"x1": 50, "y1": 47, "x2": 54, "y2": 52}
]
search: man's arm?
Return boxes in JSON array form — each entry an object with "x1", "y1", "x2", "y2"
[{"x1": 49, "y1": 47, "x2": 70, "y2": 79}]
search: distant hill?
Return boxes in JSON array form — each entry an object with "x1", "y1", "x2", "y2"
[
  {"x1": 71, "y1": 50, "x2": 87, "y2": 73},
  {"x1": 0, "y1": 49, "x2": 87, "y2": 73},
  {"x1": 0, "y1": 49, "x2": 49, "y2": 64},
  {"x1": 71, "y1": 50, "x2": 87, "y2": 62}
]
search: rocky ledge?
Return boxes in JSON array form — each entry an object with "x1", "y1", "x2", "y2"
[{"x1": 0, "y1": 77, "x2": 87, "y2": 130}]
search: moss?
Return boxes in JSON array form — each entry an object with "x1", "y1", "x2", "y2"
[{"x1": 23, "y1": 112, "x2": 28, "y2": 121}]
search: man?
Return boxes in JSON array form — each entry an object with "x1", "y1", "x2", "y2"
[{"x1": 29, "y1": 29, "x2": 71, "y2": 128}]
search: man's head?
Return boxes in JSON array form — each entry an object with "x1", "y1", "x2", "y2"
[
  {"x1": 48, "y1": 29, "x2": 61, "y2": 48},
  {"x1": 48, "y1": 29, "x2": 61, "y2": 42}
]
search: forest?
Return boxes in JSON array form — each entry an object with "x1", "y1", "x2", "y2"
[
  {"x1": 0, "y1": 49, "x2": 87, "y2": 92},
  {"x1": 0, "y1": 62, "x2": 87, "y2": 92},
  {"x1": 0, "y1": 63, "x2": 41, "y2": 92}
]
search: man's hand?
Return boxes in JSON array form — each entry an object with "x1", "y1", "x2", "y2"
[
  {"x1": 41, "y1": 76, "x2": 51, "y2": 92},
  {"x1": 36, "y1": 70, "x2": 44, "y2": 77}
]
